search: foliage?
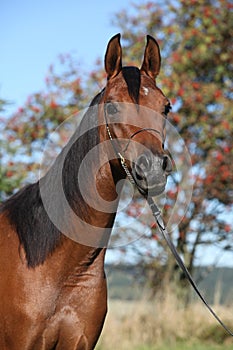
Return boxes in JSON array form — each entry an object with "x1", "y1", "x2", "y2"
[
  {"x1": 0, "y1": 0, "x2": 232, "y2": 296},
  {"x1": 0, "y1": 54, "x2": 94, "y2": 198},
  {"x1": 110, "y1": 0, "x2": 233, "y2": 293},
  {"x1": 0, "y1": 99, "x2": 25, "y2": 198}
]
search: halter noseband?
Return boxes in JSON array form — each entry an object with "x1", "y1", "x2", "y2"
[{"x1": 104, "y1": 106, "x2": 164, "y2": 185}]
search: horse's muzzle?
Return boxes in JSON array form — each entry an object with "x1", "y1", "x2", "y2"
[{"x1": 132, "y1": 151, "x2": 172, "y2": 196}]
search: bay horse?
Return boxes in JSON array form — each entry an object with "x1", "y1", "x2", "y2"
[{"x1": 0, "y1": 34, "x2": 172, "y2": 349}]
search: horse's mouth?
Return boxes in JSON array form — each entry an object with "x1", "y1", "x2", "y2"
[
  {"x1": 132, "y1": 172, "x2": 167, "y2": 197},
  {"x1": 147, "y1": 183, "x2": 166, "y2": 196}
]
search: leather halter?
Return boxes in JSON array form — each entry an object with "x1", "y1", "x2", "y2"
[
  {"x1": 104, "y1": 105, "x2": 164, "y2": 185},
  {"x1": 104, "y1": 105, "x2": 233, "y2": 337}
]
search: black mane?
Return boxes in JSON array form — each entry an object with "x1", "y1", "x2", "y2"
[
  {"x1": 0, "y1": 67, "x2": 141, "y2": 268},
  {"x1": 0, "y1": 92, "x2": 103, "y2": 267}
]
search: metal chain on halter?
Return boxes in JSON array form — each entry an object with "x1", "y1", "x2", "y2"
[
  {"x1": 105, "y1": 110, "x2": 233, "y2": 337},
  {"x1": 118, "y1": 153, "x2": 136, "y2": 186},
  {"x1": 106, "y1": 123, "x2": 136, "y2": 185}
]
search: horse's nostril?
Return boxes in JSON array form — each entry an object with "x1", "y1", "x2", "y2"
[
  {"x1": 162, "y1": 156, "x2": 168, "y2": 171},
  {"x1": 134, "y1": 153, "x2": 172, "y2": 183},
  {"x1": 137, "y1": 154, "x2": 151, "y2": 172},
  {"x1": 135, "y1": 154, "x2": 151, "y2": 176},
  {"x1": 162, "y1": 155, "x2": 172, "y2": 173},
  {"x1": 134, "y1": 153, "x2": 151, "y2": 181}
]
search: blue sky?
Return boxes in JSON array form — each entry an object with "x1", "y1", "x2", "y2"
[
  {"x1": 1, "y1": 2, "x2": 232, "y2": 267},
  {"x1": 0, "y1": 0, "x2": 139, "y2": 114}
]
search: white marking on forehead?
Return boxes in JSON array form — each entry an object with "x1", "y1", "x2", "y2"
[{"x1": 142, "y1": 86, "x2": 149, "y2": 96}]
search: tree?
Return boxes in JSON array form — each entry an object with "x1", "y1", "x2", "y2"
[
  {"x1": 111, "y1": 0, "x2": 233, "y2": 294},
  {"x1": 1, "y1": 0, "x2": 232, "y2": 298},
  {"x1": 0, "y1": 99, "x2": 26, "y2": 198},
  {"x1": 0, "y1": 54, "x2": 92, "y2": 199}
]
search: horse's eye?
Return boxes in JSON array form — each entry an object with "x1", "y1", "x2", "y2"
[
  {"x1": 106, "y1": 103, "x2": 118, "y2": 115},
  {"x1": 164, "y1": 103, "x2": 172, "y2": 116}
]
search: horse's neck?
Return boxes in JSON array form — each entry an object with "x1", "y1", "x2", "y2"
[
  {"x1": 57, "y1": 236, "x2": 107, "y2": 275},
  {"x1": 53, "y1": 158, "x2": 121, "y2": 252},
  {"x1": 76, "y1": 161, "x2": 121, "y2": 246}
]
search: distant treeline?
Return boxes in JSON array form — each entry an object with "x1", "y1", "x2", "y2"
[{"x1": 105, "y1": 265, "x2": 233, "y2": 305}]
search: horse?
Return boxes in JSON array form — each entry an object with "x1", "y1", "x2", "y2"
[{"x1": 0, "y1": 33, "x2": 172, "y2": 349}]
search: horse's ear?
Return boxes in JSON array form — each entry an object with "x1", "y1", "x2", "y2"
[
  {"x1": 141, "y1": 35, "x2": 161, "y2": 80},
  {"x1": 105, "y1": 33, "x2": 122, "y2": 80}
]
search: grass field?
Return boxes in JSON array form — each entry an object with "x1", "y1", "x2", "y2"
[
  {"x1": 134, "y1": 343, "x2": 233, "y2": 350},
  {"x1": 97, "y1": 343, "x2": 233, "y2": 350},
  {"x1": 96, "y1": 291, "x2": 233, "y2": 350}
]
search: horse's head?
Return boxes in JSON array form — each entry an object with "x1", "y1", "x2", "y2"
[{"x1": 99, "y1": 34, "x2": 172, "y2": 197}]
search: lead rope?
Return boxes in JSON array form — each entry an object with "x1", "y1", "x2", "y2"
[
  {"x1": 121, "y1": 158, "x2": 233, "y2": 336},
  {"x1": 147, "y1": 196, "x2": 233, "y2": 337},
  {"x1": 105, "y1": 112, "x2": 233, "y2": 335}
]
